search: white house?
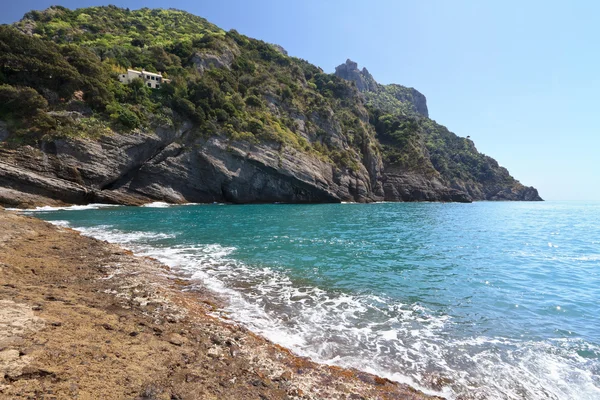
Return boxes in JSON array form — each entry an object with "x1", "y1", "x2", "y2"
[{"x1": 118, "y1": 69, "x2": 170, "y2": 89}]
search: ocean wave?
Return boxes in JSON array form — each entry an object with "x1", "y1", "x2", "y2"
[
  {"x1": 8, "y1": 203, "x2": 123, "y2": 212},
  {"x1": 77, "y1": 225, "x2": 176, "y2": 244},
  {"x1": 141, "y1": 202, "x2": 172, "y2": 208},
  {"x1": 48, "y1": 220, "x2": 71, "y2": 228}
]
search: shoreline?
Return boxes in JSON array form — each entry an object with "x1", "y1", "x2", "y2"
[{"x1": 0, "y1": 208, "x2": 441, "y2": 399}]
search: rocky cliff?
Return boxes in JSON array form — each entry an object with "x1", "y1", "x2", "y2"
[
  {"x1": 334, "y1": 60, "x2": 541, "y2": 203},
  {"x1": 0, "y1": 126, "x2": 384, "y2": 208},
  {"x1": 335, "y1": 59, "x2": 429, "y2": 117},
  {"x1": 334, "y1": 59, "x2": 378, "y2": 93},
  {"x1": 0, "y1": 6, "x2": 541, "y2": 208}
]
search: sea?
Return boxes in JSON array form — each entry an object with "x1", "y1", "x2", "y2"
[{"x1": 25, "y1": 201, "x2": 600, "y2": 399}]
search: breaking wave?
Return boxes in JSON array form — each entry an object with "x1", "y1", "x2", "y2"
[{"x1": 9, "y1": 203, "x2": 122, "y2": 212}]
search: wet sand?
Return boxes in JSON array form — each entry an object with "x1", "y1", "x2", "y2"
[{"x1": 0, "y1": 209, "x2": 440, "y2": 399}]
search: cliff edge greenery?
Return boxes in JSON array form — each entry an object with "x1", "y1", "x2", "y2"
[
  {"x1": 0, "y1": 6, "x2": 542, "y2": 203},
  {"x1": 1, "y1": 6, "x2": 371, "y2": 168}
]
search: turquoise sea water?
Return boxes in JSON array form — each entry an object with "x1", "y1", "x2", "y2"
[{"x1": 30, "y1": 201, "x2": 600, "y2": 399}]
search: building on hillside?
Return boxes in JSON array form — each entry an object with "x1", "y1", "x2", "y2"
[{"x1": 118, "y1": 69, "x2": 170, "y2": 89}]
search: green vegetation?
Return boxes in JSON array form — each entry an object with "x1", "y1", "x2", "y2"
[
  {"x1": 1, "y1": 6, "x2": 376, "y2": 171},
  {"x1": 368, "y1": 109, "x2": 435, "y2": 174},
  {"x1": 420, "y1": 118, "x2": 513, "y2": 185},
  {"x1": 0, "y1": 5, "x2": 526, "y2": 195},
  {"x1": 365, "y1": 85, "x2": 424, "y2": 116},
  {"x1": 17, "y1": 6, "x2": 222, "y2": 49}
]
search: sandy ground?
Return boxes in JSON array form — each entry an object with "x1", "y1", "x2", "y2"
[{"x1": 0, "y1": 209, "x2": 441, "y2": 400}]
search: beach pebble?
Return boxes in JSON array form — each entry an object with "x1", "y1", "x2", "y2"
[
  {"x1": 207, "y1": 346, "x2": 222, "y2": 358},
  {"x1": 167, "y1": 333, "x2": 186, "y2": 346},
  {"x1": 152, "y1": 327, "x2": 163, "y2": 335},
  {"x1": 210, "y1": 334, "x2": 224, "y2": 345},
  {"x1": 279, "y1": 371, "x2": 292, "y2": 381},
  {"x1": 229, "y1": 343, "x2": 240, "y2": 357},
  {"x1": 101, "y1": 323, "x2": 113, "y2": 331}
]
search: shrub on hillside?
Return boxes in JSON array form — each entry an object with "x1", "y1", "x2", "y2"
[{"x1": 0, "y1": 84, "x2": 48, "y2": 118}]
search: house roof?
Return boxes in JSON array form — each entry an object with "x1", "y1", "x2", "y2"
[{"x1": 127, "y1": 69, "x2": 163, "y2": 77}]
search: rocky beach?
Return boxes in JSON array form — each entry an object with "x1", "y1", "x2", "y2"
[{"x1": 0, "y1": 208, "x2": 438, "y2": 400}]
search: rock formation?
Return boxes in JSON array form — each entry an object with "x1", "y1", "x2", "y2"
[{"x1": 334, "y1": 59, "x2": 379, "y2": 93}]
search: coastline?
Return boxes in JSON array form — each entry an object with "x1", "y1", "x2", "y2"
[{"x1": 0, "y1": 208, "x2": 441, "y2": 399}]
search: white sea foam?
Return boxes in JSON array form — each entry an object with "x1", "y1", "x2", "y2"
[
  {"x1": 8, "y1": 203, "x2": 122, "y2": 212},
  {"x1": 49, "y1": 220, "x2": 71, "y2": 228},
  {"x1": 141, "y1": 202, "x2": 172, "y2": 208},
  {"x1": 77, "y1": 225, "x2": 176, "y2": 244},
  {"x1": 64, "y1": 223, "x2": 600, "y2": 400}
]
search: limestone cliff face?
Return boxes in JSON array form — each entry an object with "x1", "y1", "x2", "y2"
[
  {"x1": 0, "y1": 125, "x2": 385, "y2": 208},
  {"x1": 334, "y1": 59, "x2": 378, "y2": 92},
  {"x1": 382, "y1": 168, "x2": 471, "y2": 203},
  {"x1": 0, "y1": 65, "x2": 541, "y2": 208}
]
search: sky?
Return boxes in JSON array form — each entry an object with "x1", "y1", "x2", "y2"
[{"x1": 2, "y1": 0, "x2": 599, "y2": 200}]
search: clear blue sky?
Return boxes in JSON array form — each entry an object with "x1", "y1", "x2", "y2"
[{"x1": 3, "y1": 1, "x2": 599, "y2": 200}]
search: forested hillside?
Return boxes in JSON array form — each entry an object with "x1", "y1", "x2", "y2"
[{"x1": 0, "y1": 6, "x2": 541, "y2": 207}]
